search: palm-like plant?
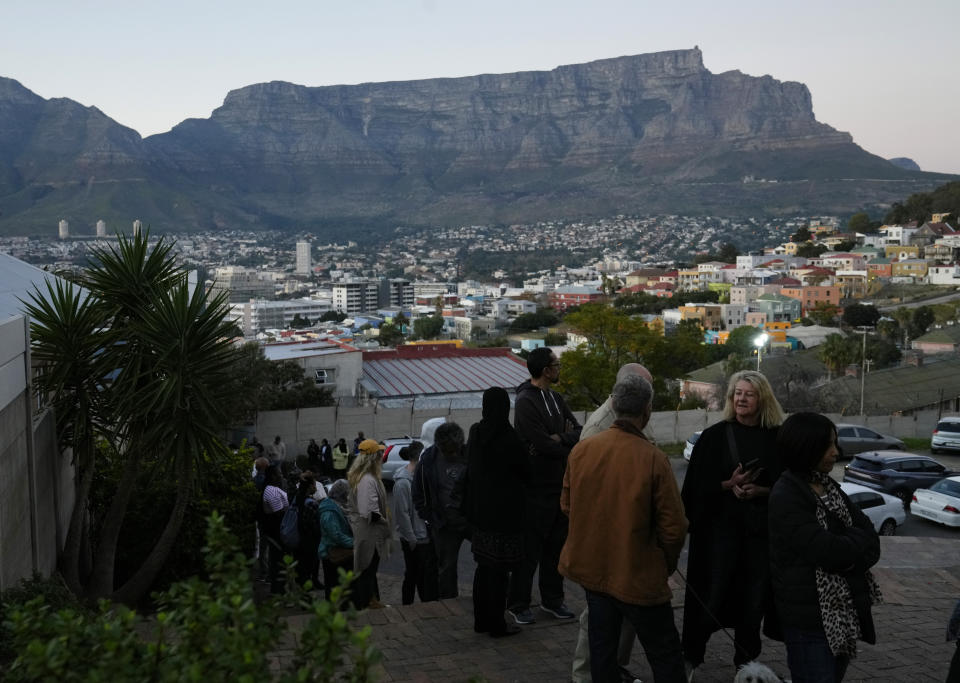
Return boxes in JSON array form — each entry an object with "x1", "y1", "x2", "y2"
[{"x1": 25, "y1": 230, "x2": 243, "y2": 602}]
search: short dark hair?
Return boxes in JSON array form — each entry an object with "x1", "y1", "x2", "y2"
[
  {"x1": 434, "y1": 422, "x2": 465, "y2": 457},
  {"x1": 777, "y1": 412, "x2": 836, "y2": 473},
  {"x1": 527, "y1": 347, "x2": 554, "y2": 378}
]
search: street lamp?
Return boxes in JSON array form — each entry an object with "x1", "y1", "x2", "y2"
[
  {"x1": 754, "y1": 332, "x2": 769, "y2": 371},
  {"x1": 856, "y1": 326, "x2": 874, "y2": 416}
]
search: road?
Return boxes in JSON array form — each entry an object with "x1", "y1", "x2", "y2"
[{"x1": 878, "y1": 290, "x2": 960, "y2": 311}]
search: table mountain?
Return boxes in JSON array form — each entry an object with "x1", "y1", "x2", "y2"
[{"x1": 0, "y1": 49, "x2": 952, "y2": 236}]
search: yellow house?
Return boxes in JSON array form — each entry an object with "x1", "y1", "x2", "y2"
[
  {"x1": 891, "y1": 259, "x2": 929, "y2": 278},
  {"x1": 679, "y1": 304, "x2": 723, "y2": 331},
  {"x1": 885, "y1": 245, "x2": 920, "y2": 260}
]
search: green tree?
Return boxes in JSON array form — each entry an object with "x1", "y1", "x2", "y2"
[
  {"x1": 909, "y1": 306, "x2": 935, "y2": 340},
  {"x1": 808, "y1": 301, "x2": 840, "y2": 326},
  {"x1": 847, "y1": 212, "x2": 873, "y2": 233},
  {"x1": 289, "y1": 313, "x2": 311, "y2": 328},
  {"x1": 842, "y1": 304, "x2": 880, "y2": 328},
  {"x1": 318, "y1": 310, "x2": 347, "y2": 323},
  {"x1": 25, "y1": 231, "x2": 243, "y2": 604},
  {"x1": 377, "y1": 322, "x2": 405, "y2": 347},
  {"x1": 724, "y1": 325, "x2": 764, "y2": 357},
  {"x1": 791, "y1": 226, "x2": 812, "y2": 243},
  {"x1": 509, "y1": 310, "x2": 559, "y2": 331},
  {"x1": 797, "y1": 243, "x2": 828, "y2": 258},
  {"x1": 412, "y1": 314, "x2": 444, "y2": 340},
  {"x1": 818, "y1": 333, "x2": 856, "y2": 378}
]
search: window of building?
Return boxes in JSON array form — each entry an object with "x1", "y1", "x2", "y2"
[{"x1": 314, "y1": 369, "x2": 334, "y2": 385}]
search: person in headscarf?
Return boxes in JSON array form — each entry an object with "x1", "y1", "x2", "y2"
[
  {"x1": 465, "y1": 386, "x2": 529, "y2": 637},
  {"x1": 317, "y1": 479, "x2": 354, "y2": 602}
]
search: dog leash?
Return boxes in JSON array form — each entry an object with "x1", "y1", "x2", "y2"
[{"x1": 674, "y1": 567, "x2": 757, "y2": 665}]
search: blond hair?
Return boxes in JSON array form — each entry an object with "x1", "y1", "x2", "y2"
[
  {"x1": 722, "y1": 370, "x2": 784, "y2": 428},
  {"x1": 347, "y1": 450, "x2": 383, "y2": 492}
]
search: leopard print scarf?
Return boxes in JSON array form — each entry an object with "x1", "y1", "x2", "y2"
[{"x1": 811, "y1": 471, "x2": 883, "y2": 657}]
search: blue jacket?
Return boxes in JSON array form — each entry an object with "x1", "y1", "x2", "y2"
[{"x1": 316, "y1": 498, "x2": 353, "y2": 560}]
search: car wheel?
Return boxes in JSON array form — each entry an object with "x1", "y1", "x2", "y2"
[{"x1": 879, "y1": 519, "x2": 897, "y2": 536}]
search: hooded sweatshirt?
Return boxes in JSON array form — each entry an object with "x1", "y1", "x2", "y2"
[
  {"x1": 514, "y1": 379, "x2": 581, "y2": 495},
  {"x1": 391, "y1": 465, "x2": 429, "y2": 545}
]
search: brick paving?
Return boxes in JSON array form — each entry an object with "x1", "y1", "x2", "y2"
[{"x1": 284, "y1": 536, "x2": 960, "y2": 682}]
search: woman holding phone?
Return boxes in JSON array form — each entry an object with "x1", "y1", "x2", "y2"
[{"x1": 680, "y1": 370, "x2": 785, "y2": 678}]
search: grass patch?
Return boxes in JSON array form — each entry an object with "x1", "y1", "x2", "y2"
[
  {"x1": 902, "y1": 437, "x2": 932, "y2": 452},
  {"x1": 659, "y1": 441, "x2": 686, "y2": 458}
]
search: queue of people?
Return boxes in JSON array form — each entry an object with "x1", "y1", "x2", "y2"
[{"x1": 250, "y1": 360, "x2": 893, "y2": 683}]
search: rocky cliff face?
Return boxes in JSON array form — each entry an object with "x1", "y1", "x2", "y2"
[{"x1": 0, "y1": 50, "x2": 949, "y2": 235}]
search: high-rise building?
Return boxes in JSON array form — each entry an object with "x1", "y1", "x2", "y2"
[
  {"x1": 210, "y1": 266, "x2": 276, "y2": 303},
  {"x1": 133, "y1": 219, "x2": 142, "y2": 237},
  {"x1": 333, "y1": 280, "x2": 379, "y2": 314},
  {"x1": 96, "y1": 219, "x2": 107, "y2": 237},
  {"x1": 380, "y1": 278, "x2": 414, "y2": 308},
  {"x1": 295, "y1": 241, "x2": 311, "y2": 275},
  {"x1": 58, "y1": 219, "x2": 69, "y2": 239}
]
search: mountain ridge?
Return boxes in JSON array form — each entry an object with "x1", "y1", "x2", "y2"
[{"x1": 0, "y1": 50, "x2": 953, "y2": 236}]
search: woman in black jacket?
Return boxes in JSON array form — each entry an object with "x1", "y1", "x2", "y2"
[{"x1": 769, "y1": 412, "x2": 882, "y2": 683}]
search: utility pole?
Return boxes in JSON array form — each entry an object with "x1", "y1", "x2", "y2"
[{"x1": 857, "y1": 325, "x2": 873, "y2": 416}]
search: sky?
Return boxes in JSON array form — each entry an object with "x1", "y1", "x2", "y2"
[{"x1": 2, "y1": 0, "x2": 958, "y2": 174}]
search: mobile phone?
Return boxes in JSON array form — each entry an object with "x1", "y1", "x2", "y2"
[{"x1": 741, "y1": 458, "x2": 760, "y2": 471}]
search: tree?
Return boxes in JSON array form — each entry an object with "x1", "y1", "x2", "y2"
[
  {"x1": 808, "y1": 301, "x2": 840, "y2": 326},
  {"x1": 796, "y1": 243, "x2": 828, "y2": 258},
  {"x1": 817, "y1": 333, "x2": 856, "y2": 378},
  {"x1": 909, "y1": 306, "x2": 935, "y2": 340},
  {"x1": 377, "y1": 322, "x2": 404, "y2": 347},
  {"x1": 412, "y1": 314, "x2": 444, "y2": 340},
  {"x1": 318, "y1": 310, "x2": 347, "y2": 323},
  {"x1": 791, "y1": 226, "x2": 812, "y2": 243},
  {"x1": 847, "y1": 212, "x2": 873, "y2": 233},
  {"x1": 25, "y1": 231, "x2": 243, "y2": 604},
  {"x1": 842, "y1": 304, "x2": 880, "y2": 328},
  {"x1": 831, "y1": 240, "x2": 856, "y2": 252},
  {"x1": 724, "y1": 326, "x2": 764, "y2": 357},
  {"x1": 289, "y1": 313, "x2": 311, "y2": 328},
  {"x1": 509, "y1": 310, "x2": 559, "y2": 331}
]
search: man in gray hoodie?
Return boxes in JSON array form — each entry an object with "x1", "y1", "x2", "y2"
[{"x1": 391, "y1": 441, "x2": 438, "y2": 604}]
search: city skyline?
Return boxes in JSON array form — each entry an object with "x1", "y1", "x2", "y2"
[{"x1": 2, "y1": 0, "x2": 958, "y2": 175}]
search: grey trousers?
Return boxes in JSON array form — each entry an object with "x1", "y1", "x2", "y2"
[{"x1": 572, "y1": 605, "x2": 637, "y2": 682}]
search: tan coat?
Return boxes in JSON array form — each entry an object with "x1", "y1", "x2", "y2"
[{"x1": 559, "y1": 421, "x2": 687, "y2": 606}]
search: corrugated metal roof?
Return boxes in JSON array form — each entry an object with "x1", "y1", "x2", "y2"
[
  {"x1": 361, "y1": 354, "x2": 529, "y2": 398},
  {"x1": 818, "y1": 357, "x2": 960, "y2": 415},
  {"x1": 0, "y1": 253, "x2": 82, "y2": 321}
]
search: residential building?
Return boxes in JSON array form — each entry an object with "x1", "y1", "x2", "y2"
[
  {"x1": 730, "y1": 284, "x2": 781, "y2": 306},
  {"x1": 230, "y1": 298, "x2": 332, "y2": 336},
  {"x1": 912, "y1": 325, "x2": 960, "y2": 355},
  {"x1": 927, "y1": 265, "x2": 960, "y2": 286},
  {"x1": 780, "y1": 285, "x2": 841, "y2": 316},
  {"x1": 891, "y1": 259, "x2": 929, "y2": 280},
  {"x1": 96, "y1": 219, "x2": 107, "y2": 237},
  {"x1": 333, "y1": 279, "x2": 380, "y2": 314},
  {"x1": 295, "y1": 241, "x2": 311, "y2": 275},
  {"x1": 58, "y1": 219, "x2": 69, "y2": 239},
  {"x1": 885, "y1": 245, "x2": 920, "y2": 261},
  {"x1": 380, "y1": 278, "x2": 414, "y2": 308},
  {"x1": 867, "y1": 258, "x2": 893, "y2": 281},
  {"x1": 548, "y1": 285, "x2": 603, "y2": 311},
  {"x1": 720, "y1": 303, "x2": 748, "y2": 329},
  {"x1": 490, "y1": 298, "x2": 538, "y2": 320},
  {"x1": 261, "y1": 338, "x2": 362, "y2": 399},
  {"x1": 679, "y1": 304, "x2": 723, "y2": 331},
  {"x1": 211, "y1": 266, "x2": 276, "y2": 303},
  {"x1": 753, "y1": 293, "x2": 802, "y2": 322},
  {"x1": 835, "y1": 271, "x2": 869, "y2": 298}
]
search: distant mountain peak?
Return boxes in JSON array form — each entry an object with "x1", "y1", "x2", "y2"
[{"x1": 889, "y1": 157, "x2": 921, "y2": 171}]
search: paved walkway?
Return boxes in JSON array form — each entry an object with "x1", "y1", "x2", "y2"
[{"x1": 285, "y1": 536, "x2": 960, "y2": 682}]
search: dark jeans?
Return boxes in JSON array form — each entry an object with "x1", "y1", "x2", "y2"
[
  {"x1": 401, "y1": 539, "x2": 439, "y2": 604},
  {"x1": 508, "y1": 500, "x2": 567, "y2": 611},
  {"x1": 473, "y1": 562, "x2": 511, "y2": 634},
  {"x1": 321, "y1": 555, "x2": 353, "y2": 603},
  {"x1": 948, "y1": 641, "x2": 960, "y2": 683},
  {"x1": 585, "y1": 590, "x2": 685, "y2": 683},
  {"x1": 350, "y1": 550, "x2": 380, "y2": 610},
  {"x1": 681, "y1": 530, "x2": 768, "y2": 667},
  {"x1": 432, "y1": 526, "x2": 466, "y2": 599},
  {"x1": 783, "y1": 626, "x2": 850, "y2": 683}
]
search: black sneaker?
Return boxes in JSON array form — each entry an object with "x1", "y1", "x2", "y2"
[
  {"x1": 540, "y1": 603, "x2": 575, "y2": 619},
  {"x1": 508, "y1": 607, "x2": 536, "y2": 624}
]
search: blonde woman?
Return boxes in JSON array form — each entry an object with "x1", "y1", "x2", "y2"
[
  {"x1": 680, "y1": 370, "x2": 785, "y2": 678},
  {"x1": 347, "y1": 439, "x2": 393, "y2": 609}
]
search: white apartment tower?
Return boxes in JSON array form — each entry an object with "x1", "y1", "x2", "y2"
[
  {"x1": 58, "y1": 219, "x2": 69, "y2": 239},
  {"x1": 133, "y1": 219, "x2": 142, "y2": 237},
  {"x1": 295, "y1": 241, "x2": 311, "y2": 275},
  {"x1": 332, "y1": 280, "x2": 379, "y2": 315},
  {"x1": 96, "y1": 219, "x2": 107, "y2": 237}
]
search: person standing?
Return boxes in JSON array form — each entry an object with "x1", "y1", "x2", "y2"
[
  {"x1": 332, "y1": 438, "x2": 350, "y2": 479},
  {"x1": 412, "y1": 422, "x2": 471, "y2": 599},
  {"x1": 770, "y1": 412, "x2": 881, "y2": 683},
  {"x1": 260, "y1": 465, "x2": 289, "y2": 594},
  {"x1": 560, "y1": 374, "x2": 688, "y2": 682},
  {"x1": 347, "y1": 439, "x2": 392, "y2": 610},
  {"x1": 268, "y1": 434, "x2": 287, "y2": 465},
  {"x1": 680, "y1": 370, "x2": 784, "y2": 678},
  {"x1": 319, "y1": 438, "x2": 334, "y2": 478},
  {"x1": 465, "y1": 387, "x2": 528, "y2": 638},
  {"x1": 391, "y1": 441, "x2": 439, "y2": 604},
  {"x1": 292, "y1": 472, "x2": 323, "y2": 589},
  {"x1": 306, "y1": 438, "x2": 322, "y2": 473},
  {"x1": 508, "y1": 346, "x2": 581, "y2": 625},
  {"x1": 572, "y1": 362, "x2": 652, "y2": 683},
  {"x1": 317, "y1": 479, "x2": 354, "y2": 603}
]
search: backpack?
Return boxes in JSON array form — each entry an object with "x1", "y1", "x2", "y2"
[
  {"x1": 280, "y1": 505, "x2": 300, "y2": 549},
  {"x1": 298, "y1": 497, "x2": 323, "y2": 543}
]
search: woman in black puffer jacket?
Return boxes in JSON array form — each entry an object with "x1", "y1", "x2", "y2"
[{"x1": 769, "y1": 412, "x2": 882, "y2": 683}]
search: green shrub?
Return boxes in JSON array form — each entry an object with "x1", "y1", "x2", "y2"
[
  {"x1": 3, "y1": 512, "x2": 379, "y2": 682},
  {"x1": 0, "y1": 573, "x2": 85, "y2": 667}
]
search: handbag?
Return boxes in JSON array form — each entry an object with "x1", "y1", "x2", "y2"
[{"x1": 327, "y1": 545, "x2": 353, "y2": 564}]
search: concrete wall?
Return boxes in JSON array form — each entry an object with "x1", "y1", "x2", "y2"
[
  {"x1": 0, "y1": 315, "x2": 73, "y2": 591},
  {"x1": 250, "y1": 402, "x2": 952, "y2": 457}
]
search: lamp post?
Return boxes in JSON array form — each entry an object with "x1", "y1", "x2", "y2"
[
  {"x1": 754, "y1": 332, "x2": 769, "y2": 371},
  {"x1": 856, "y1": 326, "x2": 873, "y2": 416}
]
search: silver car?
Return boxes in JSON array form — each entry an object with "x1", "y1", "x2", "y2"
[
  {"x1": 379, "y1": 416, "x2": 445, "y2": 487},
  {"x1": 835, "y1": 423, "x2": 904, "y2": 458}
]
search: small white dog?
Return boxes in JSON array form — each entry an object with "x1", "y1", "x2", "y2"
[{"x1": 733, "y1": 660, "x2": 785, "y2": 683}]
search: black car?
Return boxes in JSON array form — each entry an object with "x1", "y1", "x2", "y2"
[{"x1": 843, "y1": 451, "x2": 956, "y2": 504}]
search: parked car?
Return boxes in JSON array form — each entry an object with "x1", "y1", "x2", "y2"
[
  {"x1": 910, "y1": 476, "x2": 960, "y2": 528},
  {"x1": 379, "y1": 416, "x2": 446, "y2": 487},
  {"x1": 843, "y1": 451, "x2": 956, "y2": 504},
  {"x1": 835, "y1": 423, "x2": 904, "y2": 458},
  {"x1": 683, "y1": 431, "x2": 702, "y2": 461},
  {"x1": 839, "y1": 482, "x2": 905, "y2": 536},
  {"x1": 931, "y1": 416, "x2": 960, "y2": 455}
]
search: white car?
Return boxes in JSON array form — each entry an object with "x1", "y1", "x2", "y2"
[
  {"x1": 931, "y1": 416, "x2": 960, "y2": 455},
  {"x1": 683, "y1": 431, "x2": 702, "y2": 461},
  {"x1": 839, "y1": 482, "x2": 906, "y2": 536},
  {"x1": 379, "y1": 416, "x2": 445, "y2": 487},
  {"x1": 910, "y1": 476, "x2": 960, "y2": 528}
]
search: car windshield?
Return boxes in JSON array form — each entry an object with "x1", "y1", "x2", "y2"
[
  {"x1": 688, "y1": 432, "x2": 701, "y2": 444},
  {"x1": 850, "y1": 457, "x2": 882, "y2": 472},
  {"x1": 937, "y1": 422, "x2": 960, "y2": 433},
  {"x1": 931, "y1": 480, "x2": 960, "y2": 498}
]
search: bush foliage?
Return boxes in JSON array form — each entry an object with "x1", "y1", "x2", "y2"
[{"x1": 2, "y1": 513, "x2": 379, "y2": 682}]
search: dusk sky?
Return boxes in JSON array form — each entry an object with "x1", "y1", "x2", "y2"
[{"x1": 3, "y1": 0, "x2": 957, "y2": 174}]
